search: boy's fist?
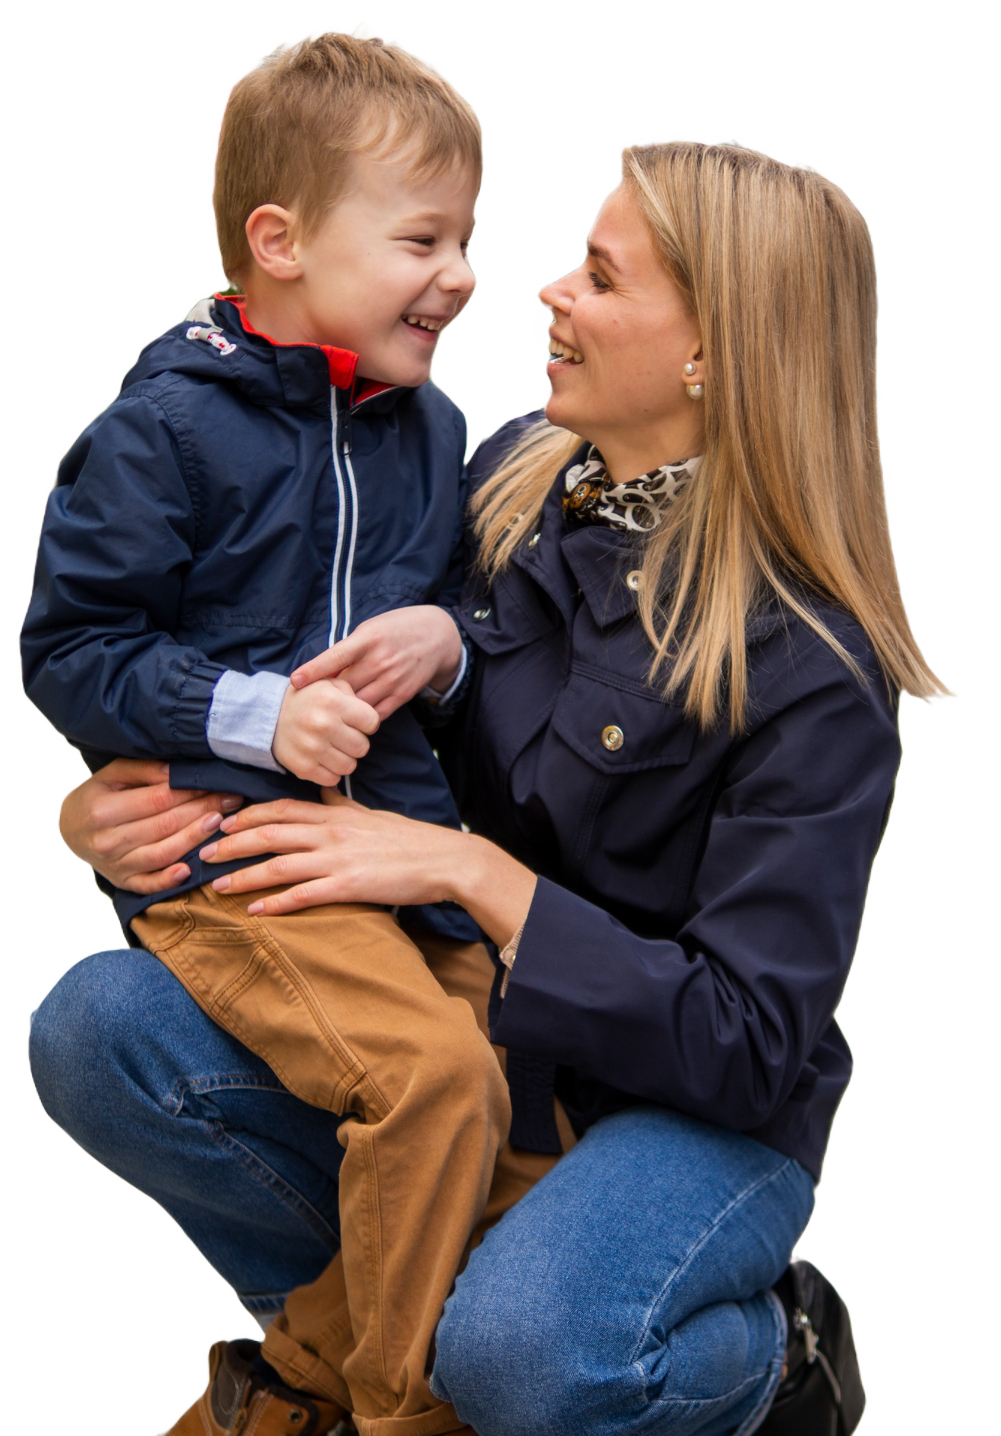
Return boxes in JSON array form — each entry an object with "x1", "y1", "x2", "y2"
[{"x1": 272, "y1": 677, "x2": 380, "y2": 786}]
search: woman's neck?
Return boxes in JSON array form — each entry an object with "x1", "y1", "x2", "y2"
[{"x1": 591, "y1": 414, "x2": 705, "y2": 483}]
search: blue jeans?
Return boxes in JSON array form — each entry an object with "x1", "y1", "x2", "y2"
[{"x1": 29, "y1": 949, "x2": 815, "y2": 1435}]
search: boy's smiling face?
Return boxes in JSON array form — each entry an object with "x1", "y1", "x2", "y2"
[{"x1": 242, "y1": 151, "x2": 478, "y2": 386}]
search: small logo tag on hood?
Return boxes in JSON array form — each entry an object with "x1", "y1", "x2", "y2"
[{"x1": 185, "y1": 324, "x2": 236, "y2": 357}]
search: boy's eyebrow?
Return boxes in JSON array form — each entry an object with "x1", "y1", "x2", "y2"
[
  {"x1": 587, "y1": 241, "x2": 620, "y2": 272},
  {"x1": 397, "y1": 210, "x2": 476, "y2": 229}
]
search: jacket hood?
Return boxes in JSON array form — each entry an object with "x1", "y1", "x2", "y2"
[{"x1": 121, "y1": 295, "x2": 366, "y2": 410}]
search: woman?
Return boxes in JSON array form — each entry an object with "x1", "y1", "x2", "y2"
[{"x1": 33, "y1": 142, "x2": 939, "y2": 1435}]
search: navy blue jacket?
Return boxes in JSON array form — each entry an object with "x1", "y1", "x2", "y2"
[
  {"x1": 22, "y1": 295, "x2": 477, "y2": 939},
  {"x1": 442, "y1": 419, "x2": 902, "y2": 1178}
]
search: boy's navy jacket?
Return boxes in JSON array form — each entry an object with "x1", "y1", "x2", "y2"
[
  {"x1": 22, "y1": 295, "x2": 478, "y2": 940},
  {"x1": 438, "y1": 417, "x2": 903, "y2": 1178}
]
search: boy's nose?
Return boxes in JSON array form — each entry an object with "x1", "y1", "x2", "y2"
[{"x1": 443, "y1": 251, "x2": 476, "y2": 298}]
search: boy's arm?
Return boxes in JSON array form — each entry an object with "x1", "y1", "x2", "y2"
[{"x1": 21, "y1": 393, "x2": 280, "y2": 765}]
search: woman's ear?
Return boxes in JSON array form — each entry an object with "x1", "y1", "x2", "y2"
[{"x1": 244, "y1": 205, "x2": 302, "y2": 281}]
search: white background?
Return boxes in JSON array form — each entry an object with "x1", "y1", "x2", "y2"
[{"x1": 1, "y1": 1, "x2": 996, "y2": 1430}]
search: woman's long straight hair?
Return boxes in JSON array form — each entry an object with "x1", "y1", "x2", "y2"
[{"x1": 472, "y1": 142, "x2": 944, "y2": 729}]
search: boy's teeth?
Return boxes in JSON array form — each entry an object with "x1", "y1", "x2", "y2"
[
  {"x1": 404, "y1": 315, "x2": 443, "y2": 331},
  {"x1": 548, "y1": 339, "x2": 583, "y2": 364}
]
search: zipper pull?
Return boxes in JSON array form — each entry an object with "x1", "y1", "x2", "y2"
[{"x1": 342, "y1": 415, "x2": 352, "y2": 454}]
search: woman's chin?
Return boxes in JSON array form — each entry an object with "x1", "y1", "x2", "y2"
[{"x1": 544, "y1": 391, "x2": 580, "y2": 431}]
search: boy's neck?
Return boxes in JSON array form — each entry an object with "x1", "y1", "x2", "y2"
[{"x1": 238, "y1": 272, "x2": 343, "y2": 352}]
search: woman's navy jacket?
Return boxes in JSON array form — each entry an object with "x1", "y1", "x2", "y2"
[
  {"x1": 21, "y1": 296, "x2": 476, "y2": 940},
  {"x1": 443, "y1": 419, "x2": 902, "y2": 1180}
]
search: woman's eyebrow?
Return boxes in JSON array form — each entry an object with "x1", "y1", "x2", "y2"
[{"x1": 587, "y1": 241, "x2": 620, "y2": 272}]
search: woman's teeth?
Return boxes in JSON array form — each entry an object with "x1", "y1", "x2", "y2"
[
  {"x1": 549, "y1": 339, "x2": 583, "y2": 364},
  {"x1": 404, "y1": 315, "x2": 444, "y2": 331}
]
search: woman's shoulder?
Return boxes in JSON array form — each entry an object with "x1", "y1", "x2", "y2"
[
  {"x1": 747, "y1": 589, "x2": 898, "y2": 725},
  {"x1": 467, "y1": 411, "x2": 547, "y2": 491}
]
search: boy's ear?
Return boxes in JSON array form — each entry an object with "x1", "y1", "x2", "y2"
[{"x1": 245, "y1": 205, "x2": 302, "y2": 281}]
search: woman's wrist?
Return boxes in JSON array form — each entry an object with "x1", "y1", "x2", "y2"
[{"x1": 443, "y1": 831, "x2": 537, "y2": 948}]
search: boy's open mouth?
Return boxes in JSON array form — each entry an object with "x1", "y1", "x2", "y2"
[
  {"x1": 548, "y1": 338, "x2": 583, "y2": 365},
  {"x1": 403, "y1": 314, "x2": 446, "y2": 333}
]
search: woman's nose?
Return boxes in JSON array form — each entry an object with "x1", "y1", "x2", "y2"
[{"x1": 539, "y1": 272, "x2": 574, "y2": 315}]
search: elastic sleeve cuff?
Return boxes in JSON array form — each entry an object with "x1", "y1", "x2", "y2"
[{"x1": 206, "y1": 669, "x2": 290, "y2": 772}]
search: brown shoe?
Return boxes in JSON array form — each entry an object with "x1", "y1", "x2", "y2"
[{"x1": 165, "y1": 1338, "x2": 344, "y2": 1435}]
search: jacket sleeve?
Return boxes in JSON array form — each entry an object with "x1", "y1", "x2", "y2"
[
  {"x1": 491, "y1": 656, "x2": 901, "y2": 1132},
  {"x1": 21, "y1": 391, "x2": 228, "y2": 759}
]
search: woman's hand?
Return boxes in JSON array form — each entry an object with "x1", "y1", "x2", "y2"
[
  {"x1": 289, "y1": 606, "x2": 464, "y2": 719},
  {"x1": 200, "y1": 792, "x2": 536, "y2": 947},
  {"x1": 60, "y1": 758, "x2": 244, "y2": 894}
]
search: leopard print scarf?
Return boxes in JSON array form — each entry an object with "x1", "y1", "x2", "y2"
[{"x1": 563, "y1": 447, "x2": 701, "y2": 532}]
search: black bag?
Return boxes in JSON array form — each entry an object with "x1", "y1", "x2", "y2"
[{"x1": 757, "y1": 1261, "x2": 866, "y2": 1434}]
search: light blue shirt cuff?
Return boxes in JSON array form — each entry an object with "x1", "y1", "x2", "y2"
[
  {"x1": 419, "y1": 644, "x2": 468, "y2": 704},
  {"x1": 206, "y1": 669, "x2": 290, "y2": 772}
]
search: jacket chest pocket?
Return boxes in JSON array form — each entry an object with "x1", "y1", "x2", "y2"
[{"x1": 551, "y1": 668, "x2": 697, "y2": 775}]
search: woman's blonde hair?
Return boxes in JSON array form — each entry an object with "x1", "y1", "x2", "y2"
[{"x1": 473, "y1": 141, "x2": 943, "y2": 729}]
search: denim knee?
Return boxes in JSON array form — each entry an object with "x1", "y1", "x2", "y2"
[
  {"x1": 29, "y1": 949, "x2": 149, "y2": 1144},
  {"x1": 433, "y1": 1276, "x2": 581, "y2": 1436}
]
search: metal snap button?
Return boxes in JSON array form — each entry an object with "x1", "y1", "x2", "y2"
[
  {"x1": 601, "y1": 725, "x2": 624, "y2": 751},
  {"x1": 528, "y1": 531, "x2": 541, "y2": 550},
  {"x1": 626, "y1": 570, "x2": 643, "y2": 591},
  {"x1": 472, "y1": 607, "x2": 491, "y2": 621}
]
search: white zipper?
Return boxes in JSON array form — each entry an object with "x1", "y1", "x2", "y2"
[
  {"x1": 340, "y1": 445, "x2": 360, "y2": 639},
  {"x1": 328, "y1": 387, "x2": 349, "y2": 646}
]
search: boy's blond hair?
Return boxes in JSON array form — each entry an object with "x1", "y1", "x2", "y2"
[{"x1": 214, "y1": 33, "x2": 482, "y2": 280}]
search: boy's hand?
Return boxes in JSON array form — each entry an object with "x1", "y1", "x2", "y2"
[
  {"x1": 272, "y1": 676, "x2": 380, "y2": 786},
  {"x1": 289, "y1": 606, "x2": 464, "y2": 719}
]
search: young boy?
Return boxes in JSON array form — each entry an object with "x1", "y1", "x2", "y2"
[{"x1": 22, "y1": 35, "x2": 558, "y2": 1436}]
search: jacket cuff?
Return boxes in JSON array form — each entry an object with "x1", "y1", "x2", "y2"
[
  {"x1": 206, "y1": 669, "x2": 289, "y2": 772},
  {"x1": 419, "y1": 641, "x2": 469, "y2": 704}
]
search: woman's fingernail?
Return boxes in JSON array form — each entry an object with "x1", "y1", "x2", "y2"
[
  {"x1": 219, "y1": 816, "x2": 236, "y2": 832},
  {"x1": 201, "y1": 812, "x2": 223, "y2": 833},
  {"x1": 221, "y1": 795, "x2": 243, "y2": 812},
  {"x1": 172, "y1": 865, "x2": 190, "y2": 882},
  {"x1": 212, "y1": 874, "x2": 231, "y2": 891},
  {"x1": 247, "y1": 901, "x2": 264, "y2": 915},
  {"x1": 200, "y1": 842, "x2": 218, "y2": 860}
]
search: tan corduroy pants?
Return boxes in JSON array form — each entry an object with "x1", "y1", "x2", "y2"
[{"x1": 133, "y1": 885, "x2": 570, "y2": 1436}]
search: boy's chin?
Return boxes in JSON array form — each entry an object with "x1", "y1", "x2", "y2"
[{"x1": 364, "y1": 360, "x2": 432, "y2": 389}]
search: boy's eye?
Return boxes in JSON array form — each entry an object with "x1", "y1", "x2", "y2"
[
  {"x1": 408, "y1": 237, "x2": 436, "y2": 247},
  {"x1": 588, "y1": 270, "x2": 611, "y2": 291}
]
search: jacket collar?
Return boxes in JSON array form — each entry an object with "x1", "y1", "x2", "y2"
[
  {"x1": 512, "y1": 446, "x2": 646, "y2": 629},
  {"x1": 213, "y1": 295, "x2": 399, "y2": 412},
  {"x1": 511, "y1": 449, "x2": 789, "y2": 641}
]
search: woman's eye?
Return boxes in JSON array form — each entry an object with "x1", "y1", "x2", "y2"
[{"x1": 588, "y1": 270, "x2": 611, "y2": 291}]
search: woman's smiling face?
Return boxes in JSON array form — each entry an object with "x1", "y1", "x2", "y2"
[{"x1": 540, "y1": 183, "x2": 705, "y2": 480}]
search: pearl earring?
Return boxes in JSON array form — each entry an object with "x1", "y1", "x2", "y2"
[{"x1": 683, "y1": 362, "x2": 703, "y2": 399}]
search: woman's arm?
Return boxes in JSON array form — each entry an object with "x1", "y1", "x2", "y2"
[
  {"x1": 199, "y1": 793, "x2": 536, "y2": 949},
  {"x1": 201, "y1": 645, "x2": 899, "y2": 1140},
  {"x1": 60, "y1": 758, "x2": 243, "y2": 893}
]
